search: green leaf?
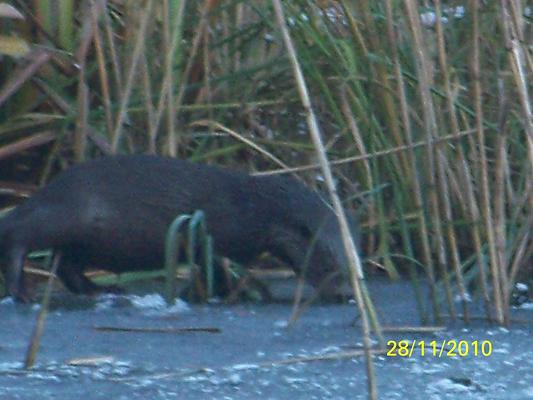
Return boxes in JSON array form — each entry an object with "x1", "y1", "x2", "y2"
[{"x1": 0, "y1": 35, "x2": 30, "y2": 57}]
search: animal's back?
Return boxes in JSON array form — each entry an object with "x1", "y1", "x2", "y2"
[{"x1": 1, "y1": 155, "x2": 274, "y2": 269}]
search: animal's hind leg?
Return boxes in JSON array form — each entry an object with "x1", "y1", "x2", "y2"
[
  {"x1": 55, "y1": 252, "x2": 122, "y2": 295},
  {"x1": 55, "y1": 253, "x2": 101, "y2": 295}
]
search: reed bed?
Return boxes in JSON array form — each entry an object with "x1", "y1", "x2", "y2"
[{"x1": 0, "y1": 1, "x2": 532, "y2": 397}]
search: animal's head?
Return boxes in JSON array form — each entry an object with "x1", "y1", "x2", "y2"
[
  {"x1": 257, "y1": 174, "x2": 362, "y2": 300},
  {"x1": 302, "y1": 211, "x2": 361, "y2": 299}
]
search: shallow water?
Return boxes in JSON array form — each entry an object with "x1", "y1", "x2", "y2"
[{"x1": 1, "y1": 279, "x2": 532, "y2": 400}]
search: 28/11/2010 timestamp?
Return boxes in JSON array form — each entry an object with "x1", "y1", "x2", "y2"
[{"x1": 386, "y1": 340, "x2": 493, "y2": 358}]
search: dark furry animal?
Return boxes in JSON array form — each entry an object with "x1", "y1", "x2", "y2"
[{"x1": 0, "y1": 155, "x2": 358, "y2": 302}]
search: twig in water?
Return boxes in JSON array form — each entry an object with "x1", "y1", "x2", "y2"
[
  {"x1": 24, "y1": 252, "x2": 61, "y2": 369},
  {"x1": 380, "y1": 326, "x2": 445, "y2": 333},
  {"x1": 93, "y1": 326, "x2": 221, "y2": 334}
]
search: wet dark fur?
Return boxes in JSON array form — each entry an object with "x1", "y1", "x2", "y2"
[{"x1": 0, "y1": 155, "x2": 358, "y2": 301}]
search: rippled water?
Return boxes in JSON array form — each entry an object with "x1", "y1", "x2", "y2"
[{"x1": 1, "y1": 280, "x2": 532, "y2": 399}]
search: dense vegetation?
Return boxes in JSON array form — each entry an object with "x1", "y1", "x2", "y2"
[{"x1": 0, "y1": 1, "x2": 531, "y2": 328}]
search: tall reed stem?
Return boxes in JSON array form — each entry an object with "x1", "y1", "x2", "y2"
[{"x1": 272, "y1": 1, "x2": 378, "y2": 399}]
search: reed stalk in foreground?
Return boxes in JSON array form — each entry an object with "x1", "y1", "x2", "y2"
[
  {"x1": 272, "y1": 1, "x2": 379, "y2": 399},
  {"x1": 469, "y1": 0, "x2": 505, "y2": 324},
  {"x1": 403, "y1": 0, "x2": 455, "y2": 323},
  {"x1": 24, "y1": 253, "x2": 61, "y2": 369},
  {"x1": 111, "y1": 0, "x2": 154, "y2": 152},
  {"x1": 433, "y1": 0, "x2": 487, "y2": 322},
  {"x1": 384, "y1": 0, "x2": 440, "y2": 324}
]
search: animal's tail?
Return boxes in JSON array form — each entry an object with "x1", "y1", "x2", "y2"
[
  {"x1": 0, "y1": 208, "x2": 25, "y2": 300},
  {"x1": 0, "y1": 210, "x2": 10, "y2": 292},
  {"x1": 0, "y1": 210, "x2": 9, "y2": 255},
  {"x1": 0, "y1": 207, "x2": 17, "y2": 263}
]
